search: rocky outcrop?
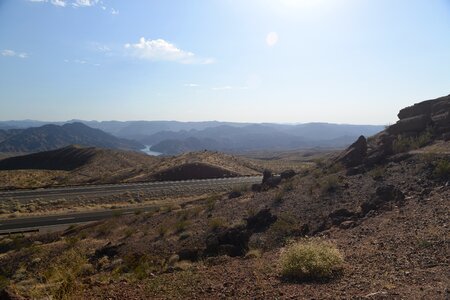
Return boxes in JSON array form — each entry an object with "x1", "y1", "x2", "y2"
[
  {"x1": 336, "y1": 135, "x2": 367, "y2": 168},
  {"x1": 338, "y1": 94, "x2": 450, "y2": 171},
  {"x1": 389, "y1": 94, "x2": 450, "y2": 137}
]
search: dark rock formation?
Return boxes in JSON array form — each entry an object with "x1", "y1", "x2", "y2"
[
  {"x1": 177, "y1": 248, "x2": 202, "y2": 262},
  {"x1": 92, "y1": 242, "x2": 124, "y2": 261},
  {"x1": 246, "y1": 208, "x2": 277, "y2": 233},
  {"x1": 251, "y1": 183, "x2": 262, "y2": 192},
  {"x1": 280, "y1": 169, "x2": 296, "y2": 180},
  {"x1": 328, "y1": 208, "x2": 356, "y2": 226},
  {"x1": 228, "y1": 191, "x2": 242, "y2": 199},
  {"x1": 205, "y1": 208, "x2": 277, "y2": 257},
  {"x1": 389, "y1": 94, "x2": 450, "y2": 137},
  {"x1": 336, "y1": 135, "x2": 367, "y2": 168},
  {"x1": 205, "y1": 225, "x2": 251, "y2": 257}
]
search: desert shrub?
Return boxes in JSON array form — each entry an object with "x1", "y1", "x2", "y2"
[
  {"x1": 0, "y1": 275, "x2": 9, "y2": 291},
  {"x1": 320, "y1": 175, "x2": 340, "y2": 193},
  {"x1": 208, "y1": 217, "x2": 227, "y2": 231},
  {"x1": 273, "y1": 190, "x2": 285, "y2": 206},
  {"x1": 122, "y1": 253, "x2": 164, "y2": 280},
  {"x1": 433, "y1": 159, "x2": 450, "y2": 180},
  {"x1": 368, "y1": 165, "x2": 386, "y2": 180},
  {"x1": 40, "y1": 248, "x2": 88, "y2": 299},
  {"x1": 392, "y1": 130, "x2": 433, "y2": 153},
  {"x1": 283, "y1": 181, "x2": 294, "y2": 192},
  {"x1": 174, "y1": 220, "x2": 190, "y2": 233},
  {"x1": 244, "y1": 249, "x2": 261, "y2": 259},
  {"x1": 280, "y1": 239, "x2": 344, "y2": 281},
  {"x1": 176, "y1": 209, "x2": 190, "y2": 221},
  {"x1": 158, "y1": 225, "x2": 169, "y2": 237},
  {"x1": 205, "y1": 194, "x2": 220, "y2": 211},
  {"x1": 326, "y1": 162, "x2": 344, "y2": 174}
]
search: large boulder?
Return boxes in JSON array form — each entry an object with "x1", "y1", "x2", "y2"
[{"x1": 336, "y1": 135, "x2": 367, "y2": 168}]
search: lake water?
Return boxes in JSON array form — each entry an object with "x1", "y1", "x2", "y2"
[{"x1": 141, "y1": 145, "x2": 162, "y2": 156}]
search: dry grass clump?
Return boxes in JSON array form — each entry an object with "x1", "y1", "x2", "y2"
[
  {"x1": 208, "y1": 217, "x2": 228, "y2": 231},
  {"x1": 280, "y1": 239, "x2": 344, "y2": 281}
]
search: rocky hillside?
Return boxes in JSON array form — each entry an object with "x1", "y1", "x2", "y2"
[{"x1": 0, "y1": 123, "x2": 144, "y2": 153}]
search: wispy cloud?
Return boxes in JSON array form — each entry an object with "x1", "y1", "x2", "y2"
[
  {"x1": 124, "y1": 37, "x2": 214, "y2": 65},
  {"x1": 28, "y1": 0, "x2": 118, "y2": 14},
  {"x1": 1, "y1": 49, "x2": 29, "y2": 59},
  {"x1": 212, "y1": 85, "x2": 248, "y2": 91},
  {"x1": 184, "y1": 83, "x2": 200, "y2": 87},
  {"x1": 64, "y1": 59, "x2": 100, "y2": 67}
]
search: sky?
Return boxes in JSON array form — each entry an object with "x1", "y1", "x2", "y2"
[{"x1": 0, "y1": 0, "x2": 449, "y2": 124}]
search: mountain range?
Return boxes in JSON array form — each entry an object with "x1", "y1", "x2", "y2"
[{"x1": 0, "y1": 120, "x2": 383, "y2": 155}]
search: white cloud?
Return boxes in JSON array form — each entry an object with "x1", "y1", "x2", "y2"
[
  {"x1": 29, "y1": 0, "x2": 118, "y2": 13},
  {"x1": 184, "y1": 83, "x2": 200, "y2": 87},
  {"x1": 125, "y1": 37, "x2": 213, "y2": 64},
  {"x1": 64, "y1": 59, "x2": 100, "y2": 66},
  {"x1": 51, "y1": 0, "x2": 66, "y2": 7},
  {"x1": 72, "y1": 0, "x2": 98, "y2": 7},
  {"x1": 212, "y1": 86, "x2": 249, "y2": 91},
  {"x1": 1, "y1": 49, "x2": 29, "y2": 59}
]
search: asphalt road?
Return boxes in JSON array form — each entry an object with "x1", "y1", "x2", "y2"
[
  {"x1": 0, "y1": 176, "x2": 262, "y2": 233},
  {"x1": 0, "y1": 206, "x2": 158, "y2": 232},
  {"x1": 0, "y1": 176, "x2": 262, "y2": 201}
]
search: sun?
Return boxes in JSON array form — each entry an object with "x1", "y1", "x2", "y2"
[{"x1": 266, "y1": 32, "x2": 279, "y2": 47}]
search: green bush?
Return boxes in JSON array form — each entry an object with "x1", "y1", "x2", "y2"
[{"x1": 280, "y1": 239, "x2": 344, "y2": 281}]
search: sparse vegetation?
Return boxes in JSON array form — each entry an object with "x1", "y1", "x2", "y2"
[
  {"x1": 273, "y1": 190, "x2": 286, "y2": 206},
  {"x1": 320, "y1": 175, "x2": 340, "y2": 193},
  {"x1": 368, "y1": 165, "x2": 386, "y2": 180},
  {"x1": 208, "y1": 217, "x2": 228, "y2": 231},
  {"x1": 392, "y1": 130, "x2": 433, "y2": 153},
  {"x1": 174, "y1": 219, "x2": 190, "y2": 233},
  {"x1": 280, "y1": 239, "x2": 344, "y2": 281},
  {"x1": 433, "y1": 159, "x2": 450, "y2": 180}
]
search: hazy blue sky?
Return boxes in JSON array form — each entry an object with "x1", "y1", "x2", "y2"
[{"x1": 0, "y1": 0, "x2": 449, "y2": 124}]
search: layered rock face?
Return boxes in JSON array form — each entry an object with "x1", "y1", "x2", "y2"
[
  {"x1": 388, "y1": 94, "x2": 450, "y2": 139},
  {"x1": 337, "y1": 94, "x2": 450, "y2": 171}
]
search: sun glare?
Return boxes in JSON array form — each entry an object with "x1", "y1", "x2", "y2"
[{"x1": 266, "y1": 32, "x2": 279, "y2": 47}]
